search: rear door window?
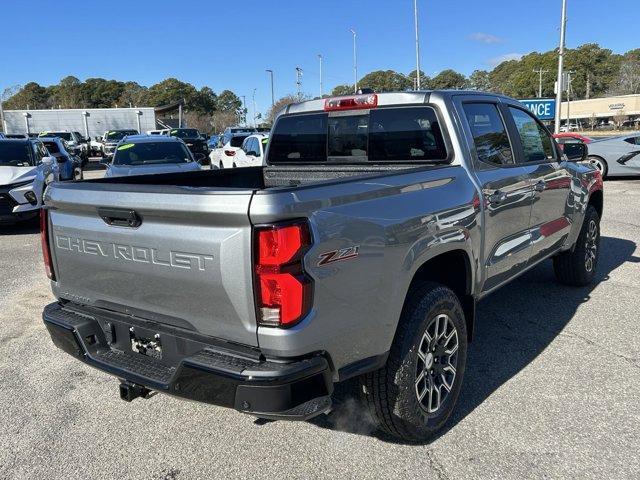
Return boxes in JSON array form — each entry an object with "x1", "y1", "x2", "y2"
[{"x1": 463, "y1": 103, "x2": 514, "y2": 166}]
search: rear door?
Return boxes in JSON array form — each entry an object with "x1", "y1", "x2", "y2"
[
  {"x1": 456, "y1": 97, "x2": 534, "y2": 292},
  {"x1": 505, "y1": 105, "x2": 573, "y2": 264},
  {"x1": 46, "y1": 183, "x2": 258, "y2": 346}
]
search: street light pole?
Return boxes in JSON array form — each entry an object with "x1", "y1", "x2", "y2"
[
  {"x1": 265, "y1": 70, "x2": 275, "y2": 108},
  {"x1": 349, "y1": 29, "x2": 358, "y2": 93},
  {"x1": 252, "y1": 88, "x2": 257, "y2": 127},
  {"x1": 295, "y1": 67, "x2": 303, "y2": 101},
  {"x1": 413, "y1": 0, "x2": 421, "y2": 90},
  {"x1": 240, "y1": 95, "x2": 246, "y2": 125},
  {"x1": 318, "y1": 54, "x2": 323, "y2": 98},
  {"x1": 554, "y1": 0, "x2": 567, "y2": 134}
]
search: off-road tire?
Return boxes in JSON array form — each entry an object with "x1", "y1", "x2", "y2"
[
  {"x1": 361, "y1": 282, "x2": 467, "y2": 442},
  {"x1": 553, "y1": 205, "x2": 600, "y2": 286}
]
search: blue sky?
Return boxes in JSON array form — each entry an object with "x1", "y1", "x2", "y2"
[{"x1": 2, "y1": 0, "x2": 637, "y2": 116}]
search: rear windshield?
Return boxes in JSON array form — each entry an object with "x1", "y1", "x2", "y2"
[
  {"x1": 0, "y1": 142, "x2": 32, "y2": 166},
  {"x1": 230, "y1": 135, "x2": 249, "y2": 148},
  {"x1": 113, "y1": 142, "x2": 193, "y2": 166},
  {"x1": 43, "y1": 141, "x2": 61, "y2": 154},
  {"x1": 170, "y1": 129, "x2": 200, "y2": 139},
  {"x1": 268, "y1": 106, "x2": 448, "y2": 164}
]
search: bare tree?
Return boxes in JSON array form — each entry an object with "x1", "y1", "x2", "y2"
[
  {"x1": 210, "y1": 111, "x2": 239, "y2": 134},
  {"x1": 612, "y1": 111, "x2": 628, "y2": 130},
  {"x1": 184, "y1": 112, "x2": 213, "y2": 133},
  {"x1": 266, "y1": 94, "x2": 309, "y2": 125},
  {"x1": 610, "y1": 60, "x2": 640, "y2": 95},
  {"x1": 588, "y1": 112, "x2": 598, "y2": 130}
]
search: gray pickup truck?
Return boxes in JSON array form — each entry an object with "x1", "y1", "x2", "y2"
[{"x1": 41, "y1": 91, "x2": 603, "y2": 442}]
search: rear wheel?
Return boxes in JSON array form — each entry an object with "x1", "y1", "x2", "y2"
[
  {"x1": 361, "y1": 282, "x2": 467, "y2": 442},
  {"x1": 587, "y1": 156, "x2": 608, "y2": 178},
  {"x1": 553, "y1": 205, "x2": 600, "y2": 286}
]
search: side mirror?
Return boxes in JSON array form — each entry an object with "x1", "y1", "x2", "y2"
[
  {"x1": 563, "y1": 142, "x2": 587, "y2": 162},
  {"x1": 41, "y1": 156, "x2": 54, "y2": 165}
]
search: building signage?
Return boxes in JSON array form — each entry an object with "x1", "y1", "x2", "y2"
[{"x1": 519, "y1": 98, "x2": 556, "y2": 121}]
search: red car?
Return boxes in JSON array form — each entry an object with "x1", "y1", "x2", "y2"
[{"x1": 552, "y1": 133, "x2": 594, "y2": 144}]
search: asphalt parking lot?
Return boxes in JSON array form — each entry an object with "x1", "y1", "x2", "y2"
[{"x1": 0, "y1": 177, "x2": 638, "y2": 480}]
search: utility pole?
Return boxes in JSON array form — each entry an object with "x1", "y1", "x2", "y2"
[
  {"x1": 566, "y1": 71, "x2": 574, "y2": 129},
  {"x1": 349, "y1": 29, "x2": 358, "y2": 93},
  {"x1": 533, "y1": 68, "x2": 549, "y2": 98},
  {"x1": 295, "y1": 67, "x2": 303, "y2": 101},
  {"x1": 265, "y1": 69, "x2": 275, "y2": 108},
  {"x1": 240, "y1": 95, "x2": 246, "y2": 125},
  {"x1": 252, "y1": 88, "x2": 257, "y2": 127},
  {"x1": 318, "y1": 54, "x2": 324, "y2": 98},
  {"x1": 554, "y1": 0, "x2": 567, "y2": 134},
  {"x1": 413, "y1": 0, "x2": 421, "y2": 90},
  {"x1": 0, "y1": 95, "x2": 5, "y2": 133}
]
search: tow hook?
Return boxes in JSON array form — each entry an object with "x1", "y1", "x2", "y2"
[{"x1": 119, "y1": 381, "x2": 152, "y2": 402}]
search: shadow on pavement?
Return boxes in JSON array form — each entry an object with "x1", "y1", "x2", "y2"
[
  {"x1": 0, "y1": 217, "x2": 39, "y2": 235},
  {"x1": 308, "y1": 236, "x2": 638, "y2": 443}
]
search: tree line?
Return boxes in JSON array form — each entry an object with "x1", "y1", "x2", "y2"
[{"x1": 332, "y1": 43, "x2": 640, "y2": 99}]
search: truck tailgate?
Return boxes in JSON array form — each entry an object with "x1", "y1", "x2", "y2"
[{"x1": 45, "y1": 183, "x2": 258, "y2": 346}]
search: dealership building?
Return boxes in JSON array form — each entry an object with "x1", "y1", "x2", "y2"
[
  {"x1": 559, "y1": 94, "x2": 640, "y2": 126},
  {"x1": 1, "y1": 102, "x2": 184, "y2": 138}
]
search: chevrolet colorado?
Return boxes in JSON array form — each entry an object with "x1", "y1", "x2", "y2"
[{"x1": 41, "y1": 91, "x2": 603, "y2": 441}]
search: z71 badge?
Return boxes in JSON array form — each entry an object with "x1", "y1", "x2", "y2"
[{"x1": 317, "y1": 246, "x2": 359, "y2": 266}]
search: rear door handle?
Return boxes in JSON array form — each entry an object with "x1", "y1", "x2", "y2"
[
  {"x1": 98, "y1": 208, "x2": 142, "y2": 228},
  {"x1": 534, "y1": 180, "x2": 546, "y2": 192},
  {"x1": 487, "y1": 190, "x2": 507, "y2": 205}
]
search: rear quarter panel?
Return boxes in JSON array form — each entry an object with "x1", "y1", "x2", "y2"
[{"x1": 250, "y1": 166, "x2": 480, "y2": 374}]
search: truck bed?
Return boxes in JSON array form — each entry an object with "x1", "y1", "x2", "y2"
[{"x1": 82, "y1": 165, "x2": 428, "y2": 190}]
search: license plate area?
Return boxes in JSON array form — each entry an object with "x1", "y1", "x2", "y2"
[{"x1": 129, "y1": 327, "x2": 162, "y2": 360}]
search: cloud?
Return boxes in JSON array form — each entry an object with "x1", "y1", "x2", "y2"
[
  {"x1": 470, "y1": 32, "x2": 503, "y2": 44},
  {"x1": 488, "y1": 53, "x2": 524, "y2": 67}
]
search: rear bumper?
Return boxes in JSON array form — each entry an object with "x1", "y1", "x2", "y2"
[{"x1": 43, "y1": 302, "x2": 333, "y2": 420}]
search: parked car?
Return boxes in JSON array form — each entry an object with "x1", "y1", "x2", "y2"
[
  {"x1": 101, "y1": 135, "x2": 203, "y2": 177},
  {"x1": 211, "y1": 133, "x2": 250, "y2": 169},
  {"x1": 207, "y1": 134, "x2": 221, "y2": 150},
  {"x1": 552, "y1": 133, "x2": 594, "y2": 144},
  {"x1": 41, "y1": 90, "x2": 603, "y2": 442},
  {"x1": 101, "y1": 129, "x2": 139, "y2": 158},
  {"x1": 166, "y1": 128, "x2": 209, "y2": 165},
  {"x1": 38, "y1": 131, "x2": 86, "y2": 163},
  {"x1": 583, "y1": 134, "x2": 640, "y2": 177},
  {"x1": 0, "y1": 138, "x2": 59, "y2": 223},
  {"x1": 231, "y1": 133, "x2": 269, "y2": 168},
  {"x1": 40, "y1": 137, "x2": 83, "y2": 181}
]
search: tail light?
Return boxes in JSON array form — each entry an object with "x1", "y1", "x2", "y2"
[
  {"x1": 40, "y1": 209, "x2": 56, "y2": 280},
  {"x1": 254, "y1": 221, "x2": 313, "y2": 327},
  {"x1": 324, "y1": 93, "x2": 378, "y2": 111},
  {"x1": 224, "y1": 150, "x2": 236, "y2": 157}
]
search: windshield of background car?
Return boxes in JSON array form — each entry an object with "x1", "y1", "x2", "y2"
[
  {"x1": 42, "y1": 141, "x2": 61, "y2": 154},
  {"x1": 0, "y1": 142, "x2": 32, "y2": 167},
  {"x1": 170, "y1": 129, "x2": 199, "y2": 139},
  {"x1": 106, "y1": 130, "x2": 137, "y2": 141},
  {"x1": 112, "y1": 142, "x2": 192, "y2": 166},
  {"x1": 268, "y1": 106, "x2": 448, "y2": 163},
  {"x1": 41, "y1": 132, "x2": 72, "y2": 141},
  {"x1": 230, "y1": 135, "x2": 249, "y2": 148}
]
